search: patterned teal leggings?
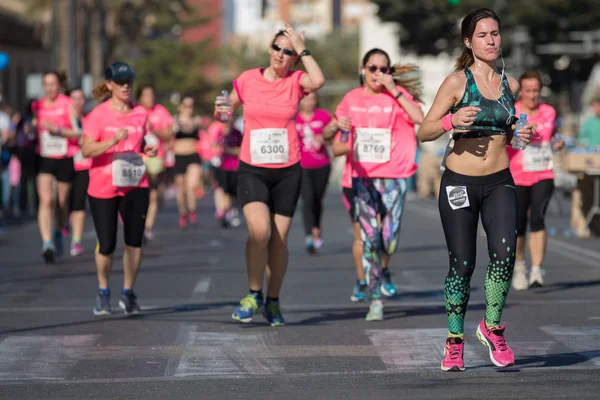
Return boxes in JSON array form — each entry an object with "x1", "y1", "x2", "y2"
[{"x1": 353, "y1": 177, "x2": 408, "y2": 299}]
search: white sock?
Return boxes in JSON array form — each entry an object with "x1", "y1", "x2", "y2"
[
  {"x1": 531, "y1": 265, "x2": 540, "y2": 270},
  {"x1": 515, "y1": 260, "x2": 527, "y2": 268}
]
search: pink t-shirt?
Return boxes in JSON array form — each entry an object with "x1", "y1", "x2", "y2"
[
  {"x1": 198, "y1": 125, "x2": 219, "y2": 162},
  {"x1": 36, "y1": 94, "x2": 78, "y2": 159},
  {"x1": 507, "y1": 102, "x2": 556, "y2": 186},
  {"x1": 74, "y1": 115, "x2": 92, "y2": 171},
  {"x1": 296, "y1": 109, "x2": 332, "y2": 169},
  {"x1": 83, "y1": 101, "x2": 149, "y2": 199},
  {"x1": 220, "y1": 125, "x2": 243, "y2": 171},
  {"x1": 335, "y1": 86, "x2": 420, "y2": 179},
  {"x1": 147, "y1": 104, "x2": 173, "y2": 158},
  {"x1": 234, "y1": 68, "x2": 304, "y2": 168}
]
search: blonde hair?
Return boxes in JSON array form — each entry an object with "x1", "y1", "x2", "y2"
[
  {"x1": 92, "y1": 82, "x2": 111, "y2": 101},
  {"x1": 392, "y1": 64, "x2": 423, "y2": 104}
]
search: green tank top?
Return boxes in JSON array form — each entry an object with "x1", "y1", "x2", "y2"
[{"x1": 451, "y1": 68, "x2": 516, "y2": 139}]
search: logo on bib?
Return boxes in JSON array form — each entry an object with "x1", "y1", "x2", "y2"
[{"x1": 446, "y1": 186, "x2": 470, "y2": 210}]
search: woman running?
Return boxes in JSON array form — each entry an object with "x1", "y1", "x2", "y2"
[
  {"x1": 215, "y1": 24, "x2": 325, "y2": 326},
  {"x1": 418, "y1": 8, "x2": 534, "y2": 371},
  {"x1": 82, "y1": 62, "x2": 157, "y2": 315},
  {"x1": 509, "y1": 71, "x2": 563, "y2": 290},
  {"x1": 210, "y1": 120, "x2": 243, "y2": 227},
  {"x1": 36, "y1": 71, "x2": 80, "y2": 263},
  {"x1": 67, "y1": 87, "x2": 90, "y2": 256},
  {"x1": 171, "y1": 95, "x2": 203, "y2": 229},
  {"x1": 331, "y1": 48, "x2": 424, "y2": 321},
  {"x1": 137, "y1": 84, "x2": 173, "y2": 241},
  {"x1": 296, "y1": 92, "x2": 332, "y2": 254}
]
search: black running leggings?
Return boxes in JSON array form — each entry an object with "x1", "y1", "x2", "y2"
[
  {"x1": 438, "y1": 168, "x2": 517, "y2": 335},
  {"x1": 89, "y1": 188, "x2": 149, "y2": 255},
  {"x1": 516, "y1": 179, "x2": 554, "y2": 236},
  {"x1": 301, "y1": 165, "x2": 331, "y2": 236}
]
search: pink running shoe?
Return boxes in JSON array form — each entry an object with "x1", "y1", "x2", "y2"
[
  {"x1": 70, "y1": 242, "x2": 84, "y2": 257},
  {"x1": 179, "y1": 215, "x2": 188, "y2": 229},
  {"x1": 144, "y1": 229, "x2": 154, "y2": 241},
  {"x1": 476, "y1": 318, "x2": 515, "y2": 367},
  {"x1": 441, "y1": 337, "x2": 465, "y2": 372},
  {"x1": 189, "y1": 211, "x2": 198, "y2": 226}
]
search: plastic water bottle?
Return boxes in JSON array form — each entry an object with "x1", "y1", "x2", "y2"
[
  {"x1": 511, "y1": 113, "x2": 528, "y2": 150},
  {"x1": 339, "y1": 116, "x2": 350, "y2": 143},
  {"x1": 217, "y1": 90, "x2": 231, "y2": 122}
]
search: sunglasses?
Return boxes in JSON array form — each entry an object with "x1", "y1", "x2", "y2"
[
  {"x1": 366, "y1": 64, "x2": 390, "y2": 74},
  {"x1": 113, "y1": 79, "x2": 133, "y2": 87},
  {"x1": 271, "y1": 43, "x2": 296, "y2": 57}
]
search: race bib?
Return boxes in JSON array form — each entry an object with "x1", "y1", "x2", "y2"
[
  {"x1": 249, "y1": 128, "x2": 289, "y2": 164},
  {"x1": 523, "y1": 143, "x2": 553, "y2": 172},
  {"x1": 354, "y1": 128, "x2": 391, "y2": 163},
  {"x1": 446, "y1": 185, "x2": 470, "y2": 210},
  {"x1": 41, "y1": 131, "x2": 68, "y2": 157},
  {"x1": 73, "y1": 150, "x2": 87, "y2": 164},
  {"x1": 112, "y1": 152, "x2": 146, "y2": 187}
]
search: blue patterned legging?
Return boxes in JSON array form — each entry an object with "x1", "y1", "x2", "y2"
[{"x1": 352, "y1": 177, "x2": 408, "y2": 299}]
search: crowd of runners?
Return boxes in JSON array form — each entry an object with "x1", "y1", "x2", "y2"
[{"x1": 2, "y1": 7, "x2": 570, "y2": 372}]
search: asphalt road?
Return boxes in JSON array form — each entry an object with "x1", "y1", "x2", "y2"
[{"x1": 1, "y1": 191, "x2": 600, "y2": 399}]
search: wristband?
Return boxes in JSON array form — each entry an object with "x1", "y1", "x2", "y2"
[
  {"x1": 394, "y1": 91, "x2": 403, "y2": 100},
  {"x1": 442, "y1": 114, "x2": 454, "y2": 132}
]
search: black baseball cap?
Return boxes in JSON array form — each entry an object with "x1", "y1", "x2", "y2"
[{"x1": 104, "y1": 62, "x2": 135, "y2": 81}]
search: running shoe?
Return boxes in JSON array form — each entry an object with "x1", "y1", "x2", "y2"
[
  {"x1": 189, "y1": 211, "x2": 198, "y2": 226},
  {"x1": 62, "y1": 223, "x2": 70, "y2": 238},
  {"x1": 441, "y1": 337, "x2": 465, "y2": 372},
  {"x1": 93, "y1": 290, "x2": 112, "y2": 316},
  {"x1": 232, "y1": 292, "x2": 263, "y2": 323},
  {"x1": 119, "y1": 291, "x2": 141, "y2": 315},
  {"x1": 226, "y1": 209, "x2": 241, "y2": 227},
  {"x1": 42, "y1": 242, "x2": 55, "y2": 264},
  {"x1": 350, "y1": 280, "x2": 368, "y2": 302},
  {"x1": 305, "y1": 236, "x2": 316, "y2": 255},
  {"x1": 529, "y1": 267, "x2": 545, "y2": 288},
  {"x1": 70, "y1": 242, "x2": 84, "y2": 257},
  {"x1": 263, "y1": 300, "x2": 285, "y2": 327},
  {"x1": 380, "y1": 270, "x2": 398, "y2": 297},
  {"x1": 313, "y1": 237, "x2": 323, "y2": 250},
  {"x1": 365, "y1": 300, "x2": 384, "y2": 321},
  {"x1": 511, "y1": 262, "x2": 529, "y2": 291},
  {"x1": 475, "y1": 318, "x2": 514, "y2": 367},
  {"x1": 54, "y1": 230, "x2": 64, "y2": 257},
  {"x1": 144, "y1": 229, "x2": 154, "y2": 242},
  {"x1": 179, "y1": 215, "x2": 188, "y2": 229}
]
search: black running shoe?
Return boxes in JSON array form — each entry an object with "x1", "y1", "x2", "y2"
[{"x1": 119, "y1": 292, "x2": 141, "y2": 315}]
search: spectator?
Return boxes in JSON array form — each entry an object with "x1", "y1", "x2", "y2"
[{"x1": 578, "y1": 96, "x2": 600, "y2": 148}]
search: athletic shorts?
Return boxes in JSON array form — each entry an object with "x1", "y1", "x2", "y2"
[
  {"x1": 173, "y1": 153, "x2": 201, "y2": 176},
  {"x1": 237, "y1": 161, "x2": 302, "y2": 218},
  {"x1": 38, "y1": 156, "x2": 75, "y2": 183},
  {"x1": 213, "y1": 167, "x2": 238, "y2": 197},
  {"x1": 70, "y1": 169, "x2": 89, "y2": 212}
]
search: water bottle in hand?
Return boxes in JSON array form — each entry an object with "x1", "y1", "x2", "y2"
[
  {"x1": 339, "y1": 116, "x2": 350, "y2": 143},
  {"x1": 511, "y1": 113, "x2": 528, "y2": 150},
  {"x1": 216, "y1": 90, "x2": 232, "y2": 122},
  {"x1": 552, "y1": 133, "x2": 563, "y2": 153}
]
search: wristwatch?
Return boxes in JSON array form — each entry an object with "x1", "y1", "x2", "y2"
[{"x1": 299, "y1": 49, "x2": 311, "y2": 58}]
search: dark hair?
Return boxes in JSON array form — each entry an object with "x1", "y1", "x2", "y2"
[
  {"x1": 454, "y1": 8, "x2": 501, "y2": 72},
  {"x1": 359, "y1": 48, "x2": 423, "y2": 103},
  {"x1": 136, "y1": 83, "x2": 155, "y2": 101},
  {"x1": 271, "y1": 30, "x2": 287, "y2": 46},
  {"x1": 518, "y1": 70, "x2": 542, "y2": 89},
  {"x1": 43, "y1": 70, "x2": 69, "y2": 89},
  {"x1": 66, "y1": 87, "x2": 83, "y2": 97}
]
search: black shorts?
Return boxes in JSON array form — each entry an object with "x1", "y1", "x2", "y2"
[
  {"x1": 342, "y1": 187, "x2": 356, "y2": 221},
  {"x1": 237, "y1": 161, "x2": 302, "y2": 217},
  {"x1": 38, "y1": 156, "x2": 75, "y2": 183},
  {"x1": 70, "y1": 170, "x2": 89, "y2": 212},
  {"x1": 173, "y1": 153, "x2": 201, "y2": 175},
  {"x1": 89, "y1": 188, "x2": 149, "y2": 255},
  {"x1": 214, "y1": 167, "x2": 238, "y2": 196}
]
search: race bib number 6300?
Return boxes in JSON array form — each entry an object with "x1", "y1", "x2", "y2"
[{"x1": 249, "y1": 128, "x2": 289, "y2": 164}]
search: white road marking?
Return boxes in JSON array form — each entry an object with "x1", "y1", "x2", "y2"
[
  {"x1": 540, "y1": 326, "x2": 600, "y2": 367},
  {"x1": 192, "y1": 278, "x2": 211, "y2": 294}
]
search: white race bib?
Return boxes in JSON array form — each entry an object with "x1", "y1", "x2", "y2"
[
  {"x1": 446, "y1": 185, "x2": 470, "y2": 210},
  {"x1": 73, "y1": 150, "x2": 87, "y2": 164},
  {"x1": 41, "y1": 131, "x2": 68, "y2": 157},
  {"x1": 523, "y1": 143, "x2": 553, "y2": 172},
  {"x1": 354, "y1": 128, "x2": 391, "y2": 163},
  {"x1": 249, "y1": 128, "x2": 289, "y2": 164},
  {"x1": 112, "y1": 152, "x2": 146, "y2": 187}
]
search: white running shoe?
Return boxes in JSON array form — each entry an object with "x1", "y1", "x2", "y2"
[
  {"x1": 529, "y1": 267, "x2": 545, "y2": 287},
  {"x1": 511, "y1": 263, "x2": 529, "y2": 291}
]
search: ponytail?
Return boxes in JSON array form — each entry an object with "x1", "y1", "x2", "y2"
[
  {"x1": 392, "y1": 64, "x2": 423, "y2": 104},
  {"x1": 454, "y1": 48, "x2": 475, "y2": 73},
  {"x1": 92, "y1": 82, "x2": 111, "y2": 101}
]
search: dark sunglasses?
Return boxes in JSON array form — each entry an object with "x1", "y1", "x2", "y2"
[
  {"x1": 366, "y1": 64, "x2": 390, "y2": 74},
  {"x1": 271, "y1": 43, "x2": 296, "y2": 57},
  {"x1": 113, "y1": 79, "x2": 133, "y2": 87}
]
